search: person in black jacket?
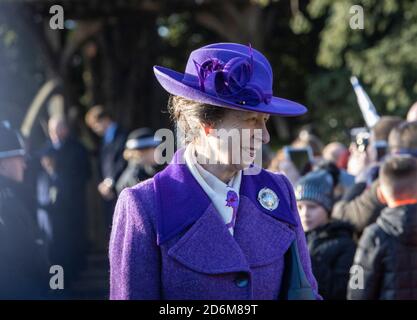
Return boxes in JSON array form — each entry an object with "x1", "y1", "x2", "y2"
[
  {"x1": 85, "y1": 106, "x2": 127, "y2": 228},
  {"x1": 38, "y1": 116, "x2": 91, "y2": 285},
  {"x1": 0, "y1": 122, "x2": 50, "y2": 299},
  {"x1": 295, "y1": 169, "x2": 356, "y2": 300},
  {"x1": 348, "y1": 155, "x2": 417, "y2": 300}
]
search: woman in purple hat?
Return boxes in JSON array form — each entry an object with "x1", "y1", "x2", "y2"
[{"x1": 109, "y1": 43, "x2": 320, "y2": 300}]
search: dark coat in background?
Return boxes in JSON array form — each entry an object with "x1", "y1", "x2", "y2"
[
  {"x1": 99, "y1": 126, "x2": 127, "y2": 227},
  {"x1": 348, "y1": 204, "x2": 417, "y2": 300},
  {"x1": 306, "y1": 220, "x2": 356, "y2": 300},
  {"x1": 0, "y1": 175, "x2": 50, "y2": 299},
  {"x1": 115, "y1": 162, "x2": 164, "y2": 195},
  {"x1": 99, "y1": 126, "x2": 127, "y2": 186},
  {"x1": 39, "y1": 136, "x2": 91, "y2": 281}
]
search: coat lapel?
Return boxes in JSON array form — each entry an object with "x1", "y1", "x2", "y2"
[
  {"x1": 235, "y1": 170, "x2": 298, "y2": 267},
  {"x1": 153, "y1": 148, "x2": 212, "y2": 245},
  {"x1": 167, "y1": 203, "x2": 251, "y2": 274},
  {"x1": 233, "y1": 196, "x2": 295, "y2": 267}
]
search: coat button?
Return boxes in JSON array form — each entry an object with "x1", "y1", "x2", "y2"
[{"x1": 234, "y1": 274, "x2": 249, "y2": 288}]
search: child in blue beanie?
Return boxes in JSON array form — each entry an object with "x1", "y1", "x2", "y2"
[{"x1": 295, "y1": 169, "x2": 356, "y2": 300}]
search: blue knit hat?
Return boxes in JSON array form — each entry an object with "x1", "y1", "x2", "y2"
[{"x1": 295, "y1": 169, "x2": 334, "y2": 213}]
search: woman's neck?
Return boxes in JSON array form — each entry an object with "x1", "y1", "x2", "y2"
[
  {"x1": 192, "y1": 145, "x2": 239, "y2": 184},
  {"x1": 199, "y1": 162, "x2": 238, "y2": 184}
]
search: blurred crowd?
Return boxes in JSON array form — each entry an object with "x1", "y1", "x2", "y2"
[
  {"x1": 0, "y1": 105, "x2": 163, "y2": 299},
  {"x1": 2, "y1": 100, "x2": 417, "y2": 299},
  {"x1": 266, "y1": 101, "x2": 417, "y2": 299}
]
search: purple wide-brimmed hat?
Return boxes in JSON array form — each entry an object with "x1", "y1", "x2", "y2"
[{"x1": 153, "y1": 42, "x2": 307, "y2": 116}]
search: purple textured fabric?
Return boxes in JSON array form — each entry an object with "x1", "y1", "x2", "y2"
[
  {"x1": 109, "y1": 150, "x2": 320, "y2": 300},
  {"x1": 153, "y1": 43, "x2": 307, "y2": 116}
]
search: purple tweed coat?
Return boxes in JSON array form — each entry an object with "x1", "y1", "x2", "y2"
[{"x1": 109, "y1": 149, "x2": 320, "y2": 300}]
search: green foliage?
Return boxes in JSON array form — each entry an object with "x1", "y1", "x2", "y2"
[
  {"x1": 305, "y1": 0, "x2": 417, "y2": 119},
  {"x1": 0, "y1": 15, "x2": 45, "y2": 126},
  {"x1": 290, "y1": 11, "x2": 312, "y2": 34},
  {"x1": 306, "y1": 69, "x2": 362, "y2": 143},
  {"x1": 157, "y1": 13, "x2": 190, "y2": 47}
]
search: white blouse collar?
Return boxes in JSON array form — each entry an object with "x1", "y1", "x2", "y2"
[{"x1": 184, "y1": 144, "x2": 242, "y2": 234}]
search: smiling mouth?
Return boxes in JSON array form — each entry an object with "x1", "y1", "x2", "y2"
[{"x1": 302, "y1": 220, "x2": 313, "y2": 226}]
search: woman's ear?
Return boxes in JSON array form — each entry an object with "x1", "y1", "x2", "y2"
[{"x1": 201, "y1": 123, "x2": 214, "y2": 136}]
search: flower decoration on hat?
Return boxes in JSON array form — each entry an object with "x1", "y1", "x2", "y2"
[{"x1": 193, "y1": 45, "x2": 272, "y2": 106}]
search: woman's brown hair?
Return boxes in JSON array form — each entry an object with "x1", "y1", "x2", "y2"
[{"x1": 168, "y1": 95, "x2": 227, "y2": 145}]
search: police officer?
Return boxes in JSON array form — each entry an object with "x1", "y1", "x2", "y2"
[
  {"x1": 0, "y1": 122, "x2": 50, "y2": 299},
  {"x1": 115, "y1": 128, "x2": 163, "y2": 195}
]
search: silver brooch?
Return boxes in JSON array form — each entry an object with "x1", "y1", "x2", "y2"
[{"x1": 257, "y1": 187, "x2": 279, "y2": 211}]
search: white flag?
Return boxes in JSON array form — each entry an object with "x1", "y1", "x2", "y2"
[{"x1": 350, "y1": 76, "x2": 380, "y2": 128}]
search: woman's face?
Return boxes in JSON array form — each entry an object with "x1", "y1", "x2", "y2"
[
  {"x1": 199, "y1": 109, "x2": 270, "y2": 169},
  {"x1": 297, "y1": 200, "x2": 329, "y2": 232}
]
